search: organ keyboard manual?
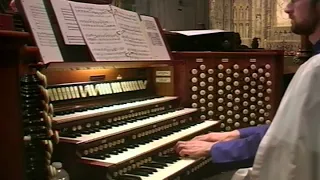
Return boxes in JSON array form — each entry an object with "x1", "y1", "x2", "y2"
[
  {"x1": 15, "y1": 0, "x2": 284, "y2": 179},
  {"x1": 38, "y1": 62, "x2": 219, "y2": 180}
]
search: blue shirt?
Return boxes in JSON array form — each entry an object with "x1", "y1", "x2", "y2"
[
  {"x1": 210, "y1": 125, "x2": 269, "y2": 163},
  {"x1": 313, "y1": 40, "x2": 320, "y2": 55}
]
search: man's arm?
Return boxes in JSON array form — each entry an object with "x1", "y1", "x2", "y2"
[
  {"x1": 238, "y1": 125, "x2": 269, "y2": 138},
  {"x1": 210, "y1": 125, "x2": 269, "y2": 163}
]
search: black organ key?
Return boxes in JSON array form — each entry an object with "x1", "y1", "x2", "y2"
[{"x1": 118, "y1": 175, "x2": 142, "y2": 180}]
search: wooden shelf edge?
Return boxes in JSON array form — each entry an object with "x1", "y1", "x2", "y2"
[{"x1": 0, "y1": 30, "x2": 29, "y2": 39}]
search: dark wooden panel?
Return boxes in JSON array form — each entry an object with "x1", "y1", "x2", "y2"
[{"x1": 0, "y1": 30, "x2": 30, "y2": 180}]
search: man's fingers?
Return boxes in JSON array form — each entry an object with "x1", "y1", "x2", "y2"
[
  {"x1": 175, "y1": 141, "x2": 188, "y2": 153},
  {"x1": 179, "y1": 149, "x2": 193, "y2": 157}
]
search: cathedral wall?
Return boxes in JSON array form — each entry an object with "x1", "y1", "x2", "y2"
[{"x1": 210, "y1": 0, "x2": 300, "y2": 54}]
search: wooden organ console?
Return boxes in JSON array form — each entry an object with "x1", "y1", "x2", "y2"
[
  {"x1": 1, "y1": 0, "x2": 304, "y2": 179},
  {"x1": 40, "y1": 62, "x2": 219, "y2": 180},
  {"x1": 172, "y1": 51, "x2": 284, "y2": 131}
]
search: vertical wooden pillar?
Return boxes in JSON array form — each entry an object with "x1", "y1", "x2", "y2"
[
  {"x1": 0, "y1": 30, "x2": 29, "y2": 180},
  {"x1": 296, "y1": 35, "x2": 313, "y2": 63}
]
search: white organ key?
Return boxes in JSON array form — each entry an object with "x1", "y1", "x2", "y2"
[
  {"x1": 52, "y1": 88, "x2": 59, "y2": 101},
  {"x1": 138, "y1": 158, "x2": 206, "y2": 180},
  {"x1": 128, "y1": 82, "x2": 133, "y2": 91},
  {"x1": 120, "y1": 82, "x2": 127, "y2": 92},
  {"x1": 57, "y1": 88, "x2": 64, "y2": 100},
  {"x1": 106, "y1": 83, "x2": 112, "y2": 94},
  {"x1": 63, "y1": 107, "x2": 197, "y2": 144},
  {"x1": 98, "y1": 84, "x2": 105, "y2": 95},
  {"x1": 111, "y1": 83, "x2": 118, "y2": 93},
  {"x1": 84, "y1": 85, "x2": 91, "y2": 97},
  {"x1": 53, "y1": 96, "x2": 178, "y2": 124},
  {"x1": 129, "y1": 82, "x2": 134, "y2": 91},
  {"x1": 117, "y1": 82, "x2": 122, "y2": 93},
  {"x1": 125, "y1": 82, "x2": 131, "y2": 91},
  {"x1": 91, "y1": 85, "x2": 98, "y2": 96},
  {"x1": 143, "y1": 80, "x2": 148, "y2": 89},
  {"x1": 74, "y1": 86, "x2": 80, "y2": 98},
  {"x1": 134, "y1": 81, "x2": 140, "y2": 90},
  {"x1": 79, "y1": 86, "x2": 87, "y2": 98},
  {"x1": 81, "y1": 121, "x2": 218, "y2": 164},
  {"x1": 125, "y1": 82, "x2": 130, "y2": 91},
  {"x1": 61, "y1": 87, "x2": 67, "y2": 100},
  {"x1": 70, "y1": 86, "x2": 76, "y2": 99},
  {"x1": 48, "y1": 89, "x2": 55, "y2": 101},
  {"x1": 101, "y1": 84, "x2": 107, "y2": 94},
  {"x1": 90, "y1": 85, "x2": 96, "y2": 96},
  {"x1": 141, "y1": 80, "x2": 146, "y2": 89},
  {"x1": 66, "y1": 87, "x2": 73, "y2": 99}
]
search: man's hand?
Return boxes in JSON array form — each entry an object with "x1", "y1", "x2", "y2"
[
  {"x1": 175, "y1": 140, "x2": 216, "y2": 158},
  {"x1": 191, "y1": 130, "x2": 240, "y2": 143}
]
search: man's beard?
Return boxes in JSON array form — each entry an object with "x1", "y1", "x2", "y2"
[{"x1": 291, "y1": 13, "x2": 318, "y2": 35}]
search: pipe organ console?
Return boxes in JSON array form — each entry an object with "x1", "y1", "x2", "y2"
[
  {"x1": 173, "y1": 51, "x2": 284, "y2": 131},
  {"x1": 40, "y1": 62, "x2": 220, "y2": 180}
]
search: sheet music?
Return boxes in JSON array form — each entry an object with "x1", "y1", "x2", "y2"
[
  {"x1": 50, "y1": 0, "x2": 85, "y2": 45},
  {"x1": 140, "y1": 15, "x2": 171, "y2": 60},
  {"x1": 21, "y1": 0, "x2": 63, "y2": 63},
  {"x1": 111, "y1": 6, "x2": 152, "y2": 60},
  {"x1": 69, "y1": 2, "x2": 129, "y2": 61}
]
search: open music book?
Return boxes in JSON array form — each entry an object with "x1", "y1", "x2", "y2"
[{"x1": 20, "y1": 0, "x2": 171, "y2": 63}]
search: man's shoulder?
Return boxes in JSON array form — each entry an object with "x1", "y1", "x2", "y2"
[{"x1": 298, "y1": 54, "x2": 320, "y2": 75}]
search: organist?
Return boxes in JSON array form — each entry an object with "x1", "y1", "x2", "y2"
[
  {"x1": 177, "y1": 0, "x2": 320, "y2": 179},
  {"x1": 175, "y1": 125, "x2": 269, "y2": 163}
]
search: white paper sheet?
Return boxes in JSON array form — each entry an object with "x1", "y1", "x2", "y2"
[
  {"x1": 140, "y1": 15, "x2": 171, "y2": 60},
  {"x1": 21, "y1": 0, "x2": 64, "y2": 63},
  {"x1": 69, "y1": 2, "x2": 129, "y2": 61},
  {"x1": 111, "y1": 6, "x2": 152, "y2": 60},
  {"x1": 50, "y1": 0, "x2": 85, "y2": 45}
]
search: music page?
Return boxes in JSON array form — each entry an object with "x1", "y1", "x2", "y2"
[
  {"x1": 140, "y1": 15, "x2": 171, "y2": 60},
  {"x1": 111, "y1": 6, "x2": 152, "y2": 60},
  {"x1": 50, "y1": 0, "x2": 85, "y2": 45},
  {"x1": 20, "y1": 0, "x2": 64, "y2": 63},
  {"x1": 69, "y1": 2, "x2": 129, "y2": 61}
]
